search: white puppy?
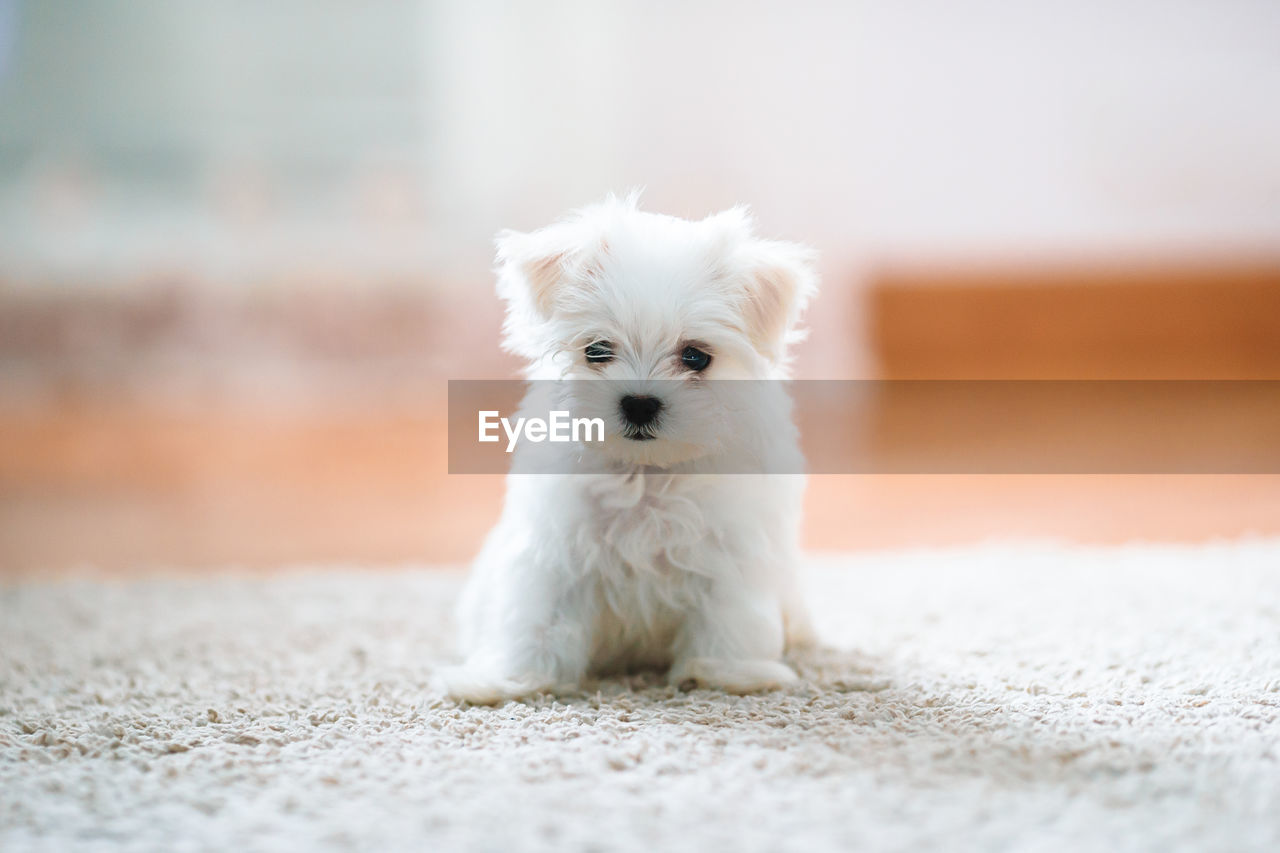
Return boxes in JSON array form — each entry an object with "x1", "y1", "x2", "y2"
[{"x1": 441, "y1": 194, "x2": 818, "y2": 703}]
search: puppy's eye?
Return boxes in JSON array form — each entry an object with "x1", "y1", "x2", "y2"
[
  {"x1": 681, "y1": 346, "x2": 712, "y2": 372},
  {"x1": 585, "y1": 341, "x2": 614, "y2": 364}
]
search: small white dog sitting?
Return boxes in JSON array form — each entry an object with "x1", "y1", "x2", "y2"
[{"x1": 441, "y1": 194, "x2": 818, "y2": 703}]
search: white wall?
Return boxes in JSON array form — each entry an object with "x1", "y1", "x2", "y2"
[
  {"x1": 418, "y1": 0, "x2": 1280, "y2": 374},
  {"x1": 1, "y1": 0, "x2": 1277, "y2": 292},
  {"x1": 424, "y1": 0, "x2": 1280, "y2": 262}
]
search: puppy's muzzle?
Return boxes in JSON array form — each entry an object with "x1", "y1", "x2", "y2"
[{"x1": 619, "y1": 395, "x2": 662, "y2": 438}]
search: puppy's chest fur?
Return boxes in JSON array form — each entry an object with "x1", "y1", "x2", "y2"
[
  {"x1": 585, "y1": 471, "x2": 714, "y2": 577},
  {"x1": 579, "y1": 472, "x2": 718, "y2": 670}
]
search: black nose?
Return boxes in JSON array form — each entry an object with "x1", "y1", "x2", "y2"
[{"x1": 619, "y1": 395, "x2": 663, "y2": 427}]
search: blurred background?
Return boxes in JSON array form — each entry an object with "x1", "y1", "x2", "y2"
[{"x1": 1, "y1": 0, "x2": 1278, "y2": 574}]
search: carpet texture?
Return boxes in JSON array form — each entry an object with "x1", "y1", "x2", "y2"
[{"x1": 2, "y1": 540, "x2": 1279, "y2": 852}]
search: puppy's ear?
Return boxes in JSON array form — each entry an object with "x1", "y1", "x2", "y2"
[
  {"x1": 495, "y1": 225, "x2": 577, "y2": 321},
  {"x1": 716, "y1": 233, "x2": 818, "y2": 365},
  {"x1": 703, "y1": 206, "x2": 818, "y2": 363},
  {"x1": 494, "y1": 221, "x2": 606, "y2": 358},
  {"x1": 737, "y1": 239, "x2": 819, "y2": 362}
]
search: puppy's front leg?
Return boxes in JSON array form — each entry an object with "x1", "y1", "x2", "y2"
[
  {"x1": 438, "y1": 572, "x2": 596, "y2": 705},
  {"x1": 669, "y1": 580, "x2": 798, "y2": 694}
]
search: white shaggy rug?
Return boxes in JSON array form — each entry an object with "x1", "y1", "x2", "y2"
[{"x1": 3, "y1": 540, "x2": 1279, "y2": 852}]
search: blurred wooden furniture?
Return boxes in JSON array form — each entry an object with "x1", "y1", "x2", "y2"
[
  {"x1": 870, "y1": 258, "x2": 1280, "y2": 379},
  {"x1": 3, "y1": 258, "x2": 1280, "y2": 575}
]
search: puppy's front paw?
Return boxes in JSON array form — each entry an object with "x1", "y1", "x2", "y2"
[
  {"x1": 669, "y1": 658, "x2": 799, "y2": 695},
  {"x1": 434, "y1": 665, "x2": 548, "y2": 705}
]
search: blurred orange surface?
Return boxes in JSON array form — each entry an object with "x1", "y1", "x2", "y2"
[{"x1": 3, "y1": 398, "x2": 1278, "y2": 576}]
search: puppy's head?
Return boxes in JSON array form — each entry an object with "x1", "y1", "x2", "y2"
[{"x1": 495, "y1": 194, "x2": 818, "y2": 465}]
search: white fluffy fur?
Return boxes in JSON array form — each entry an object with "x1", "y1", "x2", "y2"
[{"x1": 440, "y1": 195, "x2": 819, "y2": 704}]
